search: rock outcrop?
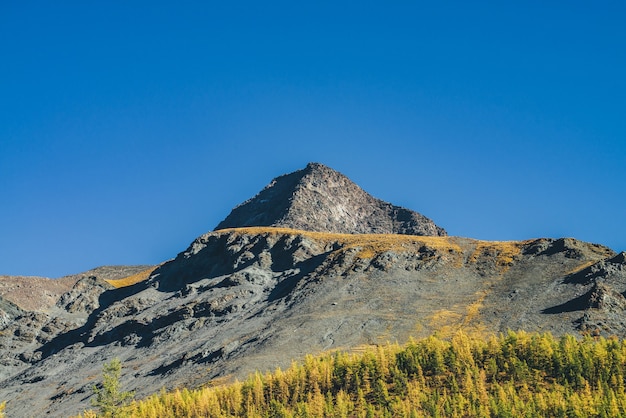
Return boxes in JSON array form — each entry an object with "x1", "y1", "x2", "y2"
[
  {"x1": 215, "y1": 163, "x2": 446, "y2": 236},
  {"x1": 0, "y1": 296, "x2": 22, "y2": 329}
]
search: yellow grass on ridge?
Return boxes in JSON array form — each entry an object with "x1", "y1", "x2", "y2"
[
  {"x1": 216, "y1": 226, "x2": 464, "y2": 257},
  {"x1": 564, "y1": 260, "x2": 597, "y2": 276},
  {"x1": 106, "y1": 267, "x2": 156, "y2": 289},
  {"x1": 468, "y1": 240, "x2": 527, "y2": 269}
]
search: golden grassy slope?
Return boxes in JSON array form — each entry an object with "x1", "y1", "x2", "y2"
[
  {"x1": 105, "y1": 267, "x2": 156, "y2": 289},
  {"x1": 218, "y1": 226, "x2": 464, "y2": 256},
  {"x1": 468, "y1": 240, "x2": 527, "y2": 269}
]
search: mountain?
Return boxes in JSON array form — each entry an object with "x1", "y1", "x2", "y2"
[
  {"x1": 1, "y1": 164, "x2": 626, "y2": 417},
  {"x1": 215, "y1": 163, "x2": 446, "y2": 236}
]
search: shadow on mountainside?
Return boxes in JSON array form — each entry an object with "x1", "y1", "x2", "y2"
[
  {"x1": 564, "y1": 252, "x2": 626, "y2": 285},
  {"x1": 542, "y1": 288, "x2": 594, "y2": 314},
  {"x1": 36, "y1": 232, "x2": 336, "y2": 359},
  {"x1": 266, "y1": 234, "x2": 336, "y2": 302},
  {"x1": 150, "y1": 232, "x2": 271, "y2": 293},
  {"x1": 37, "y1": 281, "x2": 150, "y2": 359}
]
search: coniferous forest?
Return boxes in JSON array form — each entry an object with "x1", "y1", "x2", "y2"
[{"x1": 79, "y1": 330, "x2": 626, "y2": 417}]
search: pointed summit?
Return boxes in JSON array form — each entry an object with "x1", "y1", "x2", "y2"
[{"x1": 215, "y1": 162, "x2": 446, "y2": 236}]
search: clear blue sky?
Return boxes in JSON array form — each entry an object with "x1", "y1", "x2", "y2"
[{"x1": 1, "y1": 1, "x2": 624, "y2": 278}]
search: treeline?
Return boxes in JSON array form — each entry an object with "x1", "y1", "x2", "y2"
[{"x1": 81, "y1": 331, "x2": 626, "y2": 417}]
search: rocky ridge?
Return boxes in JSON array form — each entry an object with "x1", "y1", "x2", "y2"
[
  {"x1": 0, "y1": 275, "x2": 77, "y2": 312},
  {"x1": 0, "y1": 266, "x2": 153, "y2": 313}
]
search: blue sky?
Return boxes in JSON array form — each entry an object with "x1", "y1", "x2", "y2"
[{"x1": 1, "y1": 1, "x2": 624, "y2": 277}]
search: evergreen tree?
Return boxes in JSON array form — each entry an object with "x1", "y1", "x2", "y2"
[{"x1": 91, "y1": 358, "x2": 135, "y2": 416}]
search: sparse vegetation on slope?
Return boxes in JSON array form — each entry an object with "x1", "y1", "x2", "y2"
[
  {"x1": 105, "y1": 267, "x2": 156, "y2": 288},
  {"x1": 78, "y1": 331, "x2": 626, "y2": 417},
  {"x1": 468, "y1": 241, "x2": 526, "y2": 271},
  {"x1": 220, "y1": 226, "x2": 463, "y2": 254}
]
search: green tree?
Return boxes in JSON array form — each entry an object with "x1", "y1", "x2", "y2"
[{"x1": 91, "y1": 358, "x2": 134, "y2": 416}]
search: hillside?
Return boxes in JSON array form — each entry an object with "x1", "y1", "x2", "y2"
[
  {"x1": 0, "y1": 275, "x2": 77, "y2": 312},
  {"x1": 1, "y1": 227, "x2": 624, "y2": 416},
  {"x1": 0, "y1": 266, "x2": 154, "y2": 382},
  {"x1": 0, "y1": 266, "x2": 153, "y2": 312},
  {"x1": 79, "y1": 330, "x2": 626, "y2": 417}
]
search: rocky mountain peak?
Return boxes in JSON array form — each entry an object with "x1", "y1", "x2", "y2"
[{"x1": 215, "y1": 162, "x2": 446, "y2": 236}]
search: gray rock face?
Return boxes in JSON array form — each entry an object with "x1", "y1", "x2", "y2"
[
  {"x1": 0, "y1": 266, "x2": 152, "y2": 400},
  {"x1": 215, "y1": 163, "x2": 446, "y2": 236},
  {"x1": 56, "y1": 276, "x2": 113, "y2": 314},
  {"x1": 0, "y1": 296, "x2": 23, "y2": 329}
]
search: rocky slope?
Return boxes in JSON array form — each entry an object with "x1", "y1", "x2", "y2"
[
  {"x1": 0, "y1": 266, "x2": 153, "y2": 384},
  {"x1": 1, "y1": 228, "x2": 625, "y2": 417},
  {"x1": 0, "y1": 266, "x2": 153, "y2": 312},
  {"x1": 216, "y1": 163, "x2": 446, "y2": 236},
  {"x1": 0, "y1": 275, "x2": 77, "y2": 312}
]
